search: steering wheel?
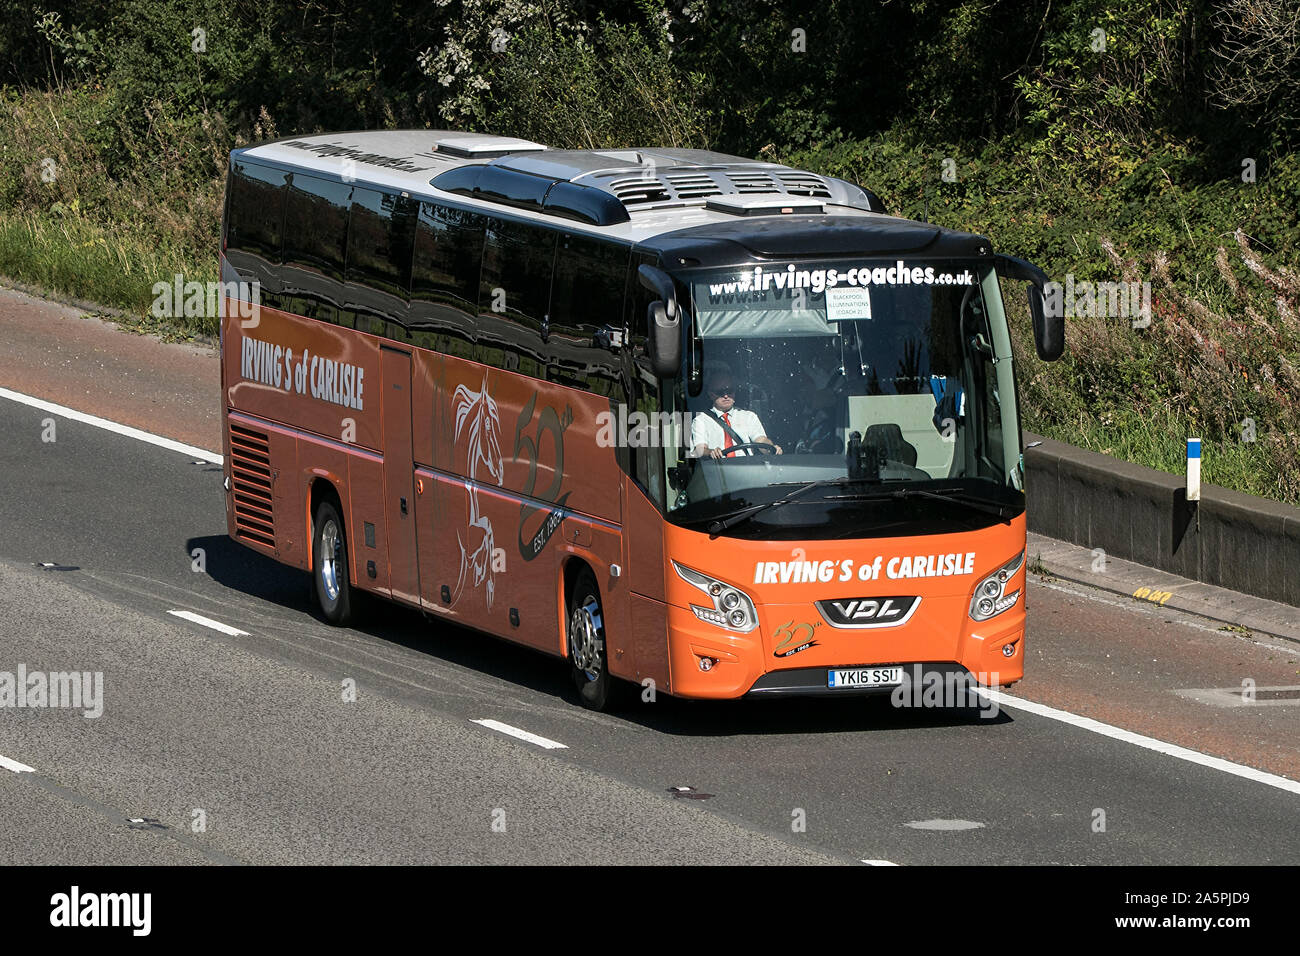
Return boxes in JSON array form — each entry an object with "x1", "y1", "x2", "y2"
[{"x1": 719, "y1": 442, "x2": 778, "y2": 458}]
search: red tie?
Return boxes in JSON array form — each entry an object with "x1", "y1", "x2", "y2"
[{"x1": 722, "y1": 412, "x2": 733, "y2": 450}]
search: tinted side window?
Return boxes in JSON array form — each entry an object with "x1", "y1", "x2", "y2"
[
  {"x1": 626, "y1": 251, "x2": 665, "y2": 504},
  {"x1": 281, "y1": 173, "x2": 351, "y2": 324},
  {"x1": 347, "y1": 188, "x2": 416, "y2": 299},
  {"x1": 412, "y1": 203, "x2": 484, "y2": 311},
  {"x1": 478, "y1": 217, "x2": 556, "y2": 376},
  {"x1": 410, "y1": 202, "x2": 485, "y2": 355},
  {"x1": 345, "y1": 188, "x2": 417, "y2": 335},
  {"x1": 225, "y1": 161, "x2": 285, "y2": 264},
  {"x1": 626, "y1": 250, "x2": 660, "y2": 357},
  {"x1": 548, "y1": 234, "x2": 628, "y2": 395}
]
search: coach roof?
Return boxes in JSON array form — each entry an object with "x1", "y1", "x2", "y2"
[{"x1": 237, "y1": 129, "x2": 989, "y2": 254}]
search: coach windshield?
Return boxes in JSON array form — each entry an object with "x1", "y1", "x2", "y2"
[{"x1": 655, "y1": 258, "x2": 1025, "y2": 539}]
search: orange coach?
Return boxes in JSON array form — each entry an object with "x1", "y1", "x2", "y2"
[{"x1": 219, "y1": 131, "x2": 1064, "y2": 710}]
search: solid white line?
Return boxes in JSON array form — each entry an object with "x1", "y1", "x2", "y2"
[
  {"x1": 860, "y1": 859, "x2": 900, "y2": 866},
  {"x1": 168, "y1": 609, "x2": 249, "y2": 637},
  {"x1": 0, "y1": 753, "x2": 35, "y2": 774},
  {"x1": 0, "y1": 386, "x2": 222, "y2": 465},
  {"x1": 985, "y1": 689, "x2": 1300, "y2": 797},
  {"x1": 472, "y1": 719, "x2": 568, "y2": 750}
]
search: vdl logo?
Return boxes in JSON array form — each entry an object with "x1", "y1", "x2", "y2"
[{"x1": 815, "y1": 596, "x2": 920, "y2": 628}]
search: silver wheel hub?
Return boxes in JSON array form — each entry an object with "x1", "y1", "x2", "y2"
[
  {"x1": 568, "y1": 595, "x2": 604, "y2": 681},
  {"x1": 320, "y1": 519, "x2": 341, "y2": 602}
]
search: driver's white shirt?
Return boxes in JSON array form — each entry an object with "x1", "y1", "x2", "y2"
[{"x1": 690, "y1": 407, "x2": 767, "y2": 456}]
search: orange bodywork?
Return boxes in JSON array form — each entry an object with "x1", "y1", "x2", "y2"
[
  {"x1": 223, "y1": 301, "x2": 1026, "y2": 699},
  {"x1": 658, "y1": 517, "x2": 1026, "y2": 698}
]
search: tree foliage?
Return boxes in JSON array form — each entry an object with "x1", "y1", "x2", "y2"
[{"x1": 2, "y1": 0, "x2": 1299, "y2": 498}]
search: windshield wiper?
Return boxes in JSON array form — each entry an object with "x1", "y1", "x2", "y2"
[
  {"x1": 825, "y1": 485, "x2": 1017, "y2": 524},
  {"x1": 703, "y1": 480, "x2": 1016, "y2": 537},
  {"x1": 705, "y1": 478, "x2": 876, "y2": 538}
]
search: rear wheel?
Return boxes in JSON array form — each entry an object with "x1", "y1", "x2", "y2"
[
  {"x1": 312, "y1": 498, "x2": 353, "y2": 625},
  {"x1": 568, "y1": 568, "x2": 613, "y2": 710}
]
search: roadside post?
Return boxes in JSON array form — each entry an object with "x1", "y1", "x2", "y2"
[{"x1": 1187, "y1": 437, "x2": 1201, "y2": 529}]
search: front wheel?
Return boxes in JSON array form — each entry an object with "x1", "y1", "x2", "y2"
[
  {"x1": 312, "y1": 499, "x2": 354, "y2": 625},
  {"x1": 567, "y1": 568, "x2": 613, "y2": 710}
]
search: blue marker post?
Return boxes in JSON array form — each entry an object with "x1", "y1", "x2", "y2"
[{"x1": 1187, "y1": 437, "x2": 1201, "y2": 529}]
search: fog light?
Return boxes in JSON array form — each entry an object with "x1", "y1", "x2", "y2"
[
  {"x1": 1002, "y1": 643, "x2": 1016, "y2": 658},
  {"x1": 698, "y1": 657, "x2": 714, "y2": 671}
]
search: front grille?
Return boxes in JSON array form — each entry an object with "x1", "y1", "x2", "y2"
[{"x1": 228, "y1": 423, "x2": 275, "y2": 548}]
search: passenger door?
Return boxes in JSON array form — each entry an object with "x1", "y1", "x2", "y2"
[{"x1": 381, "y1": 346, "x2": 420, "y2": 604}]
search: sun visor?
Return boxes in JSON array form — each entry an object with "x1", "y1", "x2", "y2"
[{"x1": 694, "y1": 302, "x2": 836, "y2": 338}]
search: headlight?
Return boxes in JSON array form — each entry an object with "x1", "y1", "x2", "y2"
[
  {"x1": 969, "y1": 551, "x2": 1024, "y2": 622},
  {"x1": 673, "y1": 561, "x2": 758, "y2": 633}
]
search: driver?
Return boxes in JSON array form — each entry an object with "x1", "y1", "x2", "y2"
[{"x1": 690, "y1": 371, "x2": 782, "y2": 458}]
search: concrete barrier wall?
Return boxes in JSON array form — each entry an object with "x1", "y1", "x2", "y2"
[{"x1": 1022, "y1": 432, "x2": 1300, "y2": 608}]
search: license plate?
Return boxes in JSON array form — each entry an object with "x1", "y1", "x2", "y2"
[{"x1": 828, "y1": 666, "x2": 904, "y2": 688}]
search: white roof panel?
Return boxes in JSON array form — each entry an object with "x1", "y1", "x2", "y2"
[{"x1": 238, "y1": 129, "x2": 881, "y2": 244}]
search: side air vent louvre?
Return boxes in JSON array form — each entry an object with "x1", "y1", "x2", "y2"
[
  {"x1": 604, "y1": 166, "x2": 837, "y2": 209},
  {"x1": 775, "y1": 172, "x2": 833, "y2": 198},
  {"x1": 608, "y1": 177, "x2": 671, "y2": 203},
  {"x1": 229, "y1": 424, "x2": 275, "y2": 548},
  {"x1": 665, "y1": 172, "x2": 722, "y2": 199},
  {"x1": 727, "y1": 171, "x2": 780, "y2": 193}
]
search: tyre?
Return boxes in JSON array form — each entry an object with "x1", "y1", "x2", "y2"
[
  {"x1": 567, "y1": 568, "x2": 614, "y2": 710},
  {"x1": 312, "y1": 498, "x2": 354, "y2": 625}
]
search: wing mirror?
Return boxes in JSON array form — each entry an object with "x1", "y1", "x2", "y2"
[
  {"x1": 996, "y1": 253, "x2": 1064, "y2": 361},
  {"x1": 638, "y1": 264, "x2": 681, "y2": 377}
]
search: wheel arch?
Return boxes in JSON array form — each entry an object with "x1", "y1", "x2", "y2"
[
  {"x1": 559, "y1": 555, "x2": 596, "y2": 660},
  {"x1": 306, "y1": 475, "x2": 344, "y2": 574}
]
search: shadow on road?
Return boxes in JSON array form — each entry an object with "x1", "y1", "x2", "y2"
[{"x1": 187, "y1": 533, "x2": 1015, "y2": 737}]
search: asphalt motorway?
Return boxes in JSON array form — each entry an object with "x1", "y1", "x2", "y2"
[{"x1": 1, "y1": 395, "x2": 1299, "y2": 865}]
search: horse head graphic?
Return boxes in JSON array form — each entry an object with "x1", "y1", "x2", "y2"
[
  {"x1": 451, "y1": 373, "x2": 504, "y2": 609},
  {"x1": 454, "y1": 373, "x2": 503, "y2": 486}
]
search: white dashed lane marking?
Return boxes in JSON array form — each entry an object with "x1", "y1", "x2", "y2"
[
  {"x1": 167, "y1": 610, "x2": 250, "y2": 637},
  {"x1": 472, "y1": 719, "x2": 568, "y2": 750},
  {"x1": 905, "y1": 819, "x2": 985, "y2": 830},
  {"x1": 0, "y1": 753, "x2": 36, "y2": 774}
]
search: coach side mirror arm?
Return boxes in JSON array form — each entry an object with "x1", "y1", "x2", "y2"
[
  {"x1": 995, "y1": 253, "x2": 1064, "y2": 363},
  {"x1": 638, "y1": 264, "x2": 678, "y2": 318},
  {"x1": 639, "y1": 265, "x2": 682, "y2": 377}
]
